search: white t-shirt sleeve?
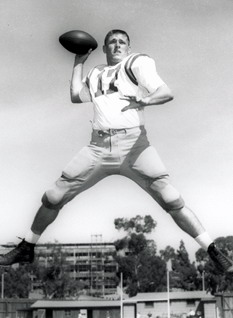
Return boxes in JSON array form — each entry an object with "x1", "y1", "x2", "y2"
[{"x1": 131, "y1": 55, "x2": 165, "y2": 93}]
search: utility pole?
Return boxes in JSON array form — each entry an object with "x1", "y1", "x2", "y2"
[
  {"x1": 120, "y1": 273, "x2": 123, "y2": 318},
  {"x1": 202, "y1": 270, "x2": 205, "y2": 291},
  {"x1": 166, "y1": 260, "x2": 172, "y2": 318},
  {"x1": 167, "y1": 268, "x2": 170, "y2": 318},
  {"x1": 1, "y1": 273, "x2": 4, "y2": 299}
]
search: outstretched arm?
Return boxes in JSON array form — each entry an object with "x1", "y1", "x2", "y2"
[
  {"x1": 70, "y1": 50, "x2": 92, "y2": 103},
  {"x1": 121, "y1": 84, "x2": 174, "y2": 112}
]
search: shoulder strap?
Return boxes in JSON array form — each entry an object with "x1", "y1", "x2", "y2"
[{"x1": 124, "y1": 53, "x2": 148, "y2": 86}]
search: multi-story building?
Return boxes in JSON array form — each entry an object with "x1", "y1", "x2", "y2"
[{"x1": 0, "y1": 238, "x2": 118, "y2": 298}]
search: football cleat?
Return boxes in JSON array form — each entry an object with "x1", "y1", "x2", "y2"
[
  {"x1": 0, "y1": 239, "x2": 35, "y2": 266},
  {"x1": 208, "y1": 242, "x2": 233, "y2": 273}
]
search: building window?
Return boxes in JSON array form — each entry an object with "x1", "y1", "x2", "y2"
[
  {"x1": 145, "y1": 302, "x2": 154, "y2": 308},
  {"x1": 65, "y1": 310, "x2": 71, "y2": 317}
]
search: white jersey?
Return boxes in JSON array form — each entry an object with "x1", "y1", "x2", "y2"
[{"x1": 85, "y1": 53, "x2": 165, "y2": 130}]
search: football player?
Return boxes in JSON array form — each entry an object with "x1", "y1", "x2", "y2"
[{"x1": 0, "y1": 30, "x2": 232, "y2": 273}]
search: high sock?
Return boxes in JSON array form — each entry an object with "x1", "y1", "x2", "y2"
[
  {"x1": 195, "y1": 232, "x2": 213, "y2": 251},
  {"x1": 25, "y1": 230, "x2": 40, "y2": 245}
]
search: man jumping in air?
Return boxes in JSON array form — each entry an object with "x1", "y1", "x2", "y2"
[{"x1": 0, "y1": 29, "x2": 232, "y2": 273}]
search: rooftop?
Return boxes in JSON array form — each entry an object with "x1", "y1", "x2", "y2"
[
  {"x1": 31, "y1": 295, "x2": 120, "y2": 309},
  {"x1": 124, "y1": 291, "x2": 215, "y2": 303}
]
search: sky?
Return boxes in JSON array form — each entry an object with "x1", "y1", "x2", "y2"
[{"x1": 1, "y1": 0, "x2": 233, "y2": 261}]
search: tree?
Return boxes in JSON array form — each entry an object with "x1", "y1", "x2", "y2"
[
  {"x1": 160, "y1": 245, "x2": 176, "y2": 262},
  {"x1": 114, "y1": 215, "x2": 156, "y2": 234},
  {"x1": 173, "y1": 240, "x2": 199, "y2": 290},
  {"x1": 137, "y1": 250, "x2": 166, "y2": 293},
  {"x1": 0, "y1": 266, "x2": 31, "y2": 298},
  {"x1": 160, "y1": 241, "x2": 200, "y2": 291},
  {"x1": 114, "y1": 215, "x2": 166, "y2": 296},
  {"x1": 30, "y1": 244, "x2": 86, "y2": 299}
]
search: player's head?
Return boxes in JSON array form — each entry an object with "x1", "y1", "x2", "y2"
[
  {"x1": 104, "y1": 29, "x2": 130, "y2": 46},
  {"x1": 103, "y1": 29, "x2": 131, "y2": 65}
]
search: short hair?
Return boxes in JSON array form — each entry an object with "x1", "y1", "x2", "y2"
[{"x1": 104, "y1": 29, "x2": 130, "y2": 46}]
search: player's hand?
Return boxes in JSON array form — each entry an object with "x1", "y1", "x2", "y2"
[
  {"x1": 121, "y1": 96, "x2": 145, "y2": 112},
  {"x1": 74, "y1": 49, "x2": 92, "y2": 64}
]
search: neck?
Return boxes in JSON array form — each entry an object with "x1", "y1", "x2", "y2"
[
  {"x1": 107, "y1": 58, "x2": 120, "y2": 66},
  {"x1": 107, "y1": 54, "x2": 130, "y2": 66}
]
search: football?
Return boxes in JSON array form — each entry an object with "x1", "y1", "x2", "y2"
[{"x1": 59, "y1": 30, "x2": 98, "y2": 54}]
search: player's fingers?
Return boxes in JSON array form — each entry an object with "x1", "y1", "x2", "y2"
[
  {"x1": 122, "y1": 102, "x2": 143, "y2": 112},
  {"x1": 75, "y1": 49, "x2": 92, "y2": 63},
  {"x1": 128, "y1": 96, "x2": 137, "y2": 101},
  {"x1": 87, "y1": 48, "x2": 93, "y2": 55},
  {"x1": 120, "y1": 97, "x2": 130, "y2": 101},
  {"x1": 121, "y1": 106, "x2": 129, "y2": 112},
  {"x1": 121, "y1": 95, "x2": 136, "y2": 100}
]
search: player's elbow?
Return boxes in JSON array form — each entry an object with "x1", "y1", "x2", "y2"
[
  {"x1": 71, "y1": 93, "x2": 82, "y2": 103},
  {"x1": 167, "y1": 92, "x2": 174, "y2": 102},
  {"x1": 163, "y1": 94, "x2": 174, "y2": 104},
  {"x1": 71, "y1": 86, "x2": 92, "y2": 104},
  {"x1": 70, "y1": 87, "x2": 83, "y2": 103},
  {"x1": 160, "y1": 86, "x2": 174, "y2": 104},
  {"x1": 163, "y1": 85, "x2": 174, "y2": 102}
]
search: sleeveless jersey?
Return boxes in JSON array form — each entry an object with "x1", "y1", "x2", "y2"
[{"x1": 85, "y1": 53, "x2": 165, "y2": 130}]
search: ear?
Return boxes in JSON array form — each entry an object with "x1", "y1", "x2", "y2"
[{"x1": 103, "y1": 45, "x2": 107, "y2": 54}]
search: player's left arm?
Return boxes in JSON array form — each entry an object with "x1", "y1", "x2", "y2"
[
  {"x1": 144, "y1": 83, "x2": 174, "y2": 105},
  {"x1": 121, "y1": 56, "x2": 174, "y2": 112}
]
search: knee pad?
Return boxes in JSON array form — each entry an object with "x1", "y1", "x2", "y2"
[
  {"x1": 150, "y1": 176, "x2": 185, "y2": 212},
  {"x1": 42, "y1": 192, "x2": 63, "y2": 211}
]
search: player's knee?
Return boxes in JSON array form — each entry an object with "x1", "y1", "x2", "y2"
[
  {"x1": 163, "y1": 196, "x2": 185, "y2": 212},
  {"x1": 150, "y1": 176, "x2": 185, "y2": 212},
  {"x1": 42, "y1": 192, "x2": 64, "y2": 211}
]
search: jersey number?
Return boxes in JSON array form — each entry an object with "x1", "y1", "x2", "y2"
[{"x1": 95, "y1": 65, "x2": 121, "y2": 97}]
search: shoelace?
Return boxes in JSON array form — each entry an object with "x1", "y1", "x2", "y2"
[{"x1": 213, "y1": 248, "x2": 232, "y2": 269}]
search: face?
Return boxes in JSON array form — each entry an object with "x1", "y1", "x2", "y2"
[{"x1": 103, "y1": 33, "x2": 131, "y2": 65}]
